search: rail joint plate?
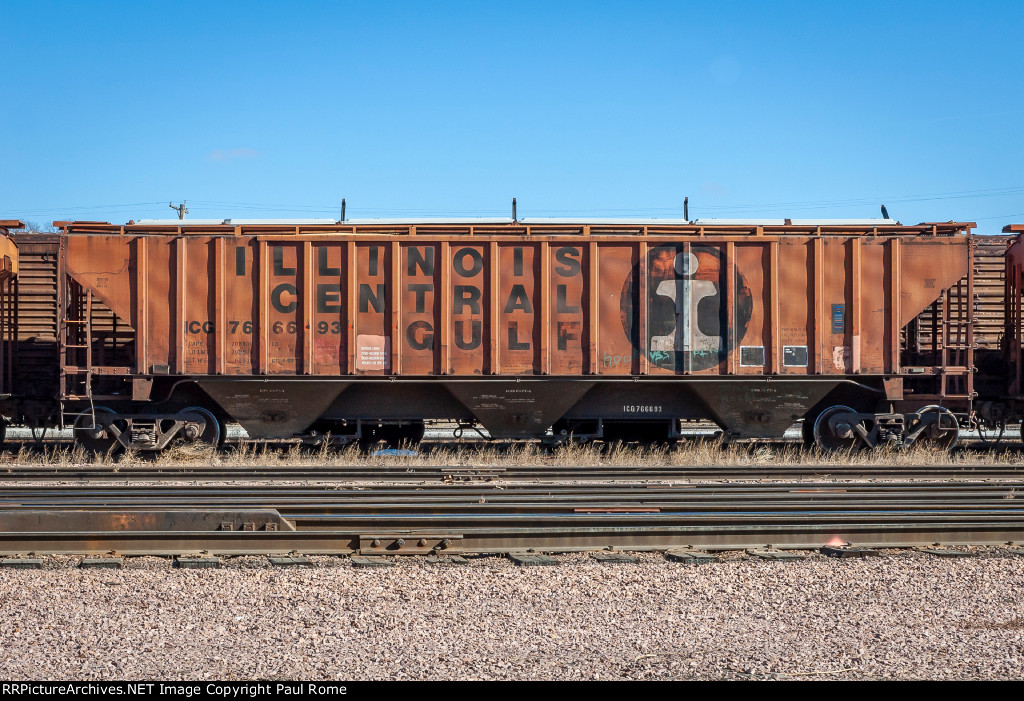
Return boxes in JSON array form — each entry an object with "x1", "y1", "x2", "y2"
[{"x1": 358, "y1": 533, "x2": 463, "y2": 555}]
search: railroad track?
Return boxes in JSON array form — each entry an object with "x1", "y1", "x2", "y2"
[
  {"x1": 2, "y1": 464, "x2": 1024, "y2": 482},
  {"x1": 1, "y1": 481, "x2": 1023, "y2": 556}
]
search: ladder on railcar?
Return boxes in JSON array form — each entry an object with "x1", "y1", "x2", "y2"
[
  {"x1": 59, "y1": 283, "x2": 96, "y2": 427},
  {"x1": 915, "y1": 261, "x2": 976, "y2": 405},
  {"x1": 902, "y1": 243, "x2": 976, "y2": 410},
  {"x1": 940, "y1": 278, "x2": 975, "y2": 400}
]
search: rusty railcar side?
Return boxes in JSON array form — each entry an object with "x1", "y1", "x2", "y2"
[
  {"x1": 47, "y1": 220, "x2": 976, "y2": 448},
  {"x1": 1001, "y1": 226, "x2": 1024, "y2": 402},
  {"x1": 911, "y1": 235, "x2": 1011, "y2": 401},
  {"x1": 912, "y1": 235, "x2": 1009, "y2": 351},
  {"x1": 0, "y1": 222, "x2": 19, "y2": 408}
]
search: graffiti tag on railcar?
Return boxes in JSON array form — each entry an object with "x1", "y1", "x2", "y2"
[{"x1": 620, "y1": 245, "x2": 753, "y2": 371}]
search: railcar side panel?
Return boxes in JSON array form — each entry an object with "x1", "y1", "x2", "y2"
[
  {"x1": 734, "y1": 243, "x2": 766, "y2": 375},
  {"x1": 597, "y1": 243, "x2": 635, "y2": 375},
  {"x1": 44, "y1": 222, "x2": 979, "y2": 442},
  {"x1": 64, "y1": 231, "x2": 969, "y2": 383}
]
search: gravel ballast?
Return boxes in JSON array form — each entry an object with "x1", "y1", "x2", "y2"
[{"x1": 0, "y1": 551, "x2": 1021, "y2": 680}]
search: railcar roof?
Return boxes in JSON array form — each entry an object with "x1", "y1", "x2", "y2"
[
  {"x1": 51, "y1": 218, "x2": 976, "y2": 236},
  {"x1": 129, "y1": 217, "x2": 903, "y2": 226}
]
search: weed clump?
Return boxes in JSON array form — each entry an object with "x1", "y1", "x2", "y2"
[{"x1": 0, "y1": 431, "x2": 1020, "y2": 469}]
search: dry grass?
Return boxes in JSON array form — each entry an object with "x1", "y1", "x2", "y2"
[{"x1": 0, "y1": 438, "x2": 1022, "y2": 469}]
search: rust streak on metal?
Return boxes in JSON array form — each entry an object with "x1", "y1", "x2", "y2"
[
  {"x1": 303, "y1": 241, "x2": 314, "y2": 375},
  {"x1": 135, "y1": 236, "x2": 148, "y2": 374},
  {"x1": 769, "y1": 240, "x2": 780, "y2": 374},
  {"x1": 390, "y1": 240, "x2": 400, "y2": 375},
  {"x1": 258, "y1": 240, "x2": 269, "y2": 374},
  {"x1": 851, "y1": 238, "x2": 862, "y2": 373},
  {"x1": 440, "y1": 241, "x2": 451, "y2": 374},
  {"x1": 489, "y1": 240, "x2": 499, "y2": 374},
  {"x1": 588, "y1": 240, "x2": 599, "y2": 375},
  {"x1": 890, "y1": 238, "x2": 901, "y2": 374},
  {"x1": 726, "y1": 241, "x2": 736, "y2": 375},
  {"x1": 215, "y1": 237, "x2": 226, "y2": 375},
  {"x1": 540, "y1": 240, "x2": 550, "y2": 375},
  {"x1": 346, "y1": 240, "x2": 356, "y2": 374},
  {"x1": 175, "y1": 237, "x2": 185, "y2": 374},
  {"x1": 814, "y1": 237, "x2": 824, "y2": 375},
  {"x1": 638, "y1": 240, "x2": 648, "y2": 376}
]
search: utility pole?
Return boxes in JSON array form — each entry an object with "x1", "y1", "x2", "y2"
[{"x1": 169, "y1": 201, "x2": 188, "y2": 220}]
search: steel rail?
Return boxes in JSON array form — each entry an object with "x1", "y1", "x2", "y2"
[
  {"x1": 1, "y1": 482, "x2": 1024, "y2": 555},
  {"x1": 0, "y1": 484, "x2": 1023, "y2": 504},
  {"x1": 2, "y1": 465, "x2": 1024, "y2": 482},
  {"x1": 0, "y1": 481, "x2": 1020, "y2": 493},
  {"x1": 1, "y1": 484, "x2": 1023, "y2": 506},
  {"x1": 0, "y1": 522, "x2": 1020, "y2": 556}
]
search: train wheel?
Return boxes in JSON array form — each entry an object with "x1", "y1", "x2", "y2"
[
  {"x1": 180, "y1": 407, "x2": 222, "y2": 447},
  {"x1": 812, "y1": 405, "x2": 861, "y2": 452},
  {"x1": 73, "y1": 407, "x2": 122, "y2": 454},
  {"x1": 915, "y1": 406, "x2": 959, "y2": 450}
]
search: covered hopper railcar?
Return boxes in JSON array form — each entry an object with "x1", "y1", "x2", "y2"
[{"x1": 0, "y1": 217, "x2": 1011, "y2": 452}]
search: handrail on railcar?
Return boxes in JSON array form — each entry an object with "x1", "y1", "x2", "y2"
[{"x1": 52, "y1": 220, "x2": 976, "y2": 239}]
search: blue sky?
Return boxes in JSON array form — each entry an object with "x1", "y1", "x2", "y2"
[{"x1": 2, "y1": 1, "x2": 1022, "y2": 233}]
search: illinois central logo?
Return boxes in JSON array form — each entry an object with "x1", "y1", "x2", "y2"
[{"x1": 620, "y1": 245, "x2": 752, "y2": 371}]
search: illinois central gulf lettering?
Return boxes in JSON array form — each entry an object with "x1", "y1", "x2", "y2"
[
  {"x1": 452, "y1": 247, "x2": 483, "y2": 351},
  {"x1": 270, "y1": 246, "x2": 299, "y2": 314},
  {"x1": 316, "y1": 247, "x2": 342, "y2": 313},
  {"x1": 358, "y1": 245, "x2": 385, "y2": 314},
  {"x1": 506, "y1": 246, "x2": 532, "y2": 351},
  {"x1": 405, "y1": 245, "x2": 435, "y2": 351},
  {"x1": 553, "y1": 246, "x2": 582, "y2": 352}
]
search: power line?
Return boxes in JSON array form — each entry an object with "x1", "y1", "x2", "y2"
[
  {"x1": 5, "y1": 184, "x2": 1023, "y2": 221},
  {"x1": 975, "y1": 212, "x2": 1024, "y2": 221},
  {"x1": 8, "y1": 201, "x2": 166, "y2": 215}
]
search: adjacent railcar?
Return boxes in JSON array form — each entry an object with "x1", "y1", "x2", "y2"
[{"x1": 1, "y1": 217, "x2": 1015, "y2": 452}]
